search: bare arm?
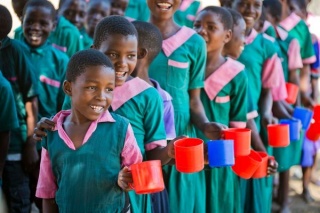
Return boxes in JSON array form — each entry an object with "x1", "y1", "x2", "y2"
[
  {"x1": 0, "y1": 131, "x2": 10, "y2": 178},
  {"x1": 300, "y1": 65, "x2": 314, "y2": 107},
  {"x1": 43, "y1": 199, "x2": 58, "y2": 213},
  {"x1": 246, "y1": 119, "x2": 266, "y2": 152}
]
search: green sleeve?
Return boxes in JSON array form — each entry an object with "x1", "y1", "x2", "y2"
[
  {"x1": 265, "y1": 26, "x2": 277, "y2": 38},
  {"x1": 300, "y1": 25, "x2": 315, "y2": 60},
  {"x1": 143, "y1": 89, "x2": 167, "y2": 145},
  {"x1": 0, "y1": 74, "x2": 19, "y2": 131},
  {"x1": 13, "y1": 26, "x2": 24, "y2": 41},
  {"x1": 247, "y1": 86, "x2": 256, "y2": 114},
  {"x1": 63, "y1": 28, "x2": 84, "y2": 57},
  {"x1": 62, "y1": 95, "x2": 71, "y2": 110},
  {"x1": 189, "y1": 35, "x2": 206, "y2": 89},
  {"x1": 229, "y1": 71, "x2": 248, "y2": 123}
]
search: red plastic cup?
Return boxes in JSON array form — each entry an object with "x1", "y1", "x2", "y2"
[
  {"x1": 306, "y1": 122, "x2": 320, "y2": 142},
  {"x1": 223, "y1": 128, "x2": 251, "y2": 156},
  {"x1": 313, "y1": 105, "x2": 320, "y2": 122},
  {"x1": 252, "y1": 152, "x2": 274, "y2": 178},
  {"x1": 232, "y1": 150, "x2": 262, "y2": 179},
  {"x1": 285, "y1": 82, "x2": 299, "y2": 104},
  {"x1": 130, "y1": 160, "x2": 165, "y2": 194},
  {"x1": 174, "y1": 138, "x2": 204, "y2": 173},
  {"x1": 267, "y1": 124, "x2": 290, "y2": 147}
]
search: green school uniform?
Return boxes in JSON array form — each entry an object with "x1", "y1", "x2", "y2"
[
  {"x1": 43, "y1": 112, "x2": 129, "y2": 212},
  {"x1": 0, "y1": 71, "x2": 19, "y2": 132},
  {"x1": 271, "y1": 27, "x2": 304, "y2": 171},
  {"x1": 149, "y1": 26, "x2": 206, "y2": 212},
  {"x1": 22, "y1": 41, "x2": 68, "y2": 120},
  {"x1": 174, "y1": 0, "x2": 201, "y2": 28},
  {"x1": 238, "y1": 29, "x2": 282, "y2": 213},
  {"x1": 196, "y1": 58, "x2": 248, "y2": 213},
  {"x1": 0, "y1": 37, "x2": 37, "y2": 154},
  {"x1": 125, "y1": 0, "x2": 150, "y2": 21},
  {"x1": 110, "y1": 77, "x2": 167, "y2": 213},
  {"x1": 263, "y1": 21, "x2": 277, "y2": 38},
  {"x1": 280, "y1": 13, "x2": 315, "y2": 63},
  {"x1": 80, "y1": 28, "x2": 93, "y2": 50}
]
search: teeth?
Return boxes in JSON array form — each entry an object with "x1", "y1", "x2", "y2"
[
  {"x1": 157, "y1": 2, "x2": 172, "y2": 10},
  {"x1": 90, "y1": 105, "x2": 103, "y2": 112},
  {"x1": 115, "y1": 71, "x2": 126, "y2": 78}
]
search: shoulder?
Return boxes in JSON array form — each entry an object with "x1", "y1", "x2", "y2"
[
  {"x1": 57, "y1": 16, "x2": 81, "y2": 36},
  {"x1": 50, "y1": 45, "x2": 69, "y2": 62}
]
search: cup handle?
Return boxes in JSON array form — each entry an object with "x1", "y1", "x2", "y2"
[{"x1": 128, "y1": 182, "x2": 135, "y2": 190}]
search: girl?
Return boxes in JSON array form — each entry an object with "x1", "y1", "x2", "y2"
[
  {"x1": 232, "y1": 0, "x2": 283, "y2": 212},
  {"x1": 193, "y1": 6, "x2": 248, "y2": 213},
  {"x1": 147, "y1": 0, "x2": 226, "y2": 211},
  {"x1": 36, "y1": 49, "x2": 142, "y2": 212}
]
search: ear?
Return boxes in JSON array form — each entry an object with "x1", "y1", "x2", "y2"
[
  {"x1": 63, "y1": 80, "x2": 72, "y2": 96},
  {"x1": 224, "y1": 29, "x2": 232, "y2": 44},
  {"x1": 137, "y1": 48, "x2": 148, "y2": 60}
]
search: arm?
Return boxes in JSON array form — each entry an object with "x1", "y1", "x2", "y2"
[
  {"x1": 300, "y1": 65, "x2": 314, "y2": 108},
  {"x1": 0, "y1": 131, "x2": 10, "y2": 179},
  {"x1": 272, "y1": 101, "x2": 292, "y2": 119},
  {"x1": 246, "y1": 119, "x2": 266, "y2": 152},
  {"x1": 259, "y1": 88, "x2": 277, "y2": 127},
  {"x1": 189, "y1": 89, "x2": 226, "y2": 140},
  {"x1": 43, "y1": 199, "x2": 59, "y2": 213}
]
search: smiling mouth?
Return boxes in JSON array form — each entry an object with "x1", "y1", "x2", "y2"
[
  {"x1": 90, "y1": 105, "x2": 104, "y2": 113},
  {"x1": 28, "y1": 33, "x2": 42, "y2": 41},
  {"x1": 157, "y1": 2, "x2": 172, "y2": 10},
  {"x1": 115, "y1": 71, "x2": 127, "y2": 78}
]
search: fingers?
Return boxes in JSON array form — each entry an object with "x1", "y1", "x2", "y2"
[
  {"x1": 37, "y1": 119, "x2": 55, "y2": 131},
  {"x1": 267, "y1": 158, "x2": 278, "y2": 176},
  {"x1": 118, "y1": 167, "x2": 133, "y2": 192}
]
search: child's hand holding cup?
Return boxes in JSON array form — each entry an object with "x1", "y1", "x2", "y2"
[{"x1": 117, "y1": 167, "x2": 133, "y2": 192}]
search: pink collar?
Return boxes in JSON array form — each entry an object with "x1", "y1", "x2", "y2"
[
  {"x1": 275, "y1": 26, "x2": 288, "y2": 41},
  {"x1": 280, "y1": 12, "x2": 301, "y2": 32},
  {"x1": 245, "y1": 29, "x2": 258, "y2": 45}
]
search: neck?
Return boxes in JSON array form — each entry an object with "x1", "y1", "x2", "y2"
[
  {"x1": 69, "y1": 110, "x2": 92, "y2": 125},
  {"x1": 281, "y1": 4, "x2": 291, "y2": 20},
  {"x1": 149, "y1": 16, "x2": 180, "y2": 39},
  {"x1": 206, "y1": 50, "x2": 225, "y2": 78},
  {"x1": 134, "y1": 61, "x2": 153, "y2": 86},
  {"x1": 245, "y1": 28, "x2": 252, "y2": 37}
]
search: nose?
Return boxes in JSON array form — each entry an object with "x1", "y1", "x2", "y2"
[
  {"x1": 96, "y1": 89, "x2": 108, "y2": 101},
  {"x1": 115, "y1": 56, "x2": 127, "y2": 69},
  {"x1": 30, "y1": 22, "x2": 41, "y2": 30},
  {"x1": 92, "y1": 13, "x2": 101, "y2": 21},
  {"x1": 196, "y1": 26, "x2": 207, "y2": 36},
  {"x1": 245, "y1": 4, "x2": 255, "y2": 15}
]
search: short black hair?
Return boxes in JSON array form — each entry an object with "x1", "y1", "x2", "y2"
[
  {"x1": 66, "y1": 49, "x2": 114, "y2": 82},
  {"x1": 226, "y1": 8, "x2": 243, "y2": 26},
  {"x1": 93, "y1": 15, "x2": 138, "y2": 48},
  {"x1": 263, "y1": 0, "x2": 282, "y2": 23},
  {"x1": 0, "y1": 5, "x2": 13, "y2": 39},
  {"x1": 22, "y1": 0, "x2": 57, "y2": 21},
  {"x1": 201, "y1": 6, "x2": 233, "y2": 30},
  {"x1": 220, "y1": 0, "x2": 234, "y2": 8},
  {"x1": 132, "y1": 21, "x2": 162, "y2": 63}
]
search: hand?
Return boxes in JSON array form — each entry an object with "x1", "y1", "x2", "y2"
[
  {"x1": 167, "y1": 135, "x2": 188, "y2": 159},
  {"x1": 203, "y1": 122, "x2": 228, "y2": 140},
  {"x1": 33, "y1": 117, "x2": 56, "y2": 141},
  {"x1": 22, "y1": 137, "x2": 39, "y2": 173},
  {"x1": 117, "y1": 166, "x2": 133, "y2": 192},
  {"x1": 261, "y1": 113, "x2": 278, "y2": 128},
  {"x1": 267, "y1": 157, "x2": 278, "y2": 176},
  {"x1": 301, "y1": 94, "x2": 315, "y2": 109}
]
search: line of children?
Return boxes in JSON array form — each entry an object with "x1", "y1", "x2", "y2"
[{"x1": 0, "y1": 5, "x2": 38, "y2": 213}]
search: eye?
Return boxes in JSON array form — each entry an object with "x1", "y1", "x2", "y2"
[
  {"x1": 208, "y1": 25, "x2": 214, "y2": 31},
  {"x1": 107, "y1": 53, "x2": 117, "y2": 58},
  {"x1": 128, "y1": 54, "x2": 136, "y2": 59},
  {"x1": 86, "y1": 86, "x2": 96, "y2": 90},
  {"x1": 106, "y1": 88, "x2": 113, "y2": 92}
]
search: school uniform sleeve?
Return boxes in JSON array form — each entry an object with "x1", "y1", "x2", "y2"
[
  {"x1": 163, "y1": 99, "x2": 176, "y2": 140},
  {"x1": 121, "y1": 124, "x2": 143, "y2": 166},
  {"x1": 287, "y1": 39, "x2": 303, "y2": 71},
  {"x1": 300, "y1": 26, "x2": 316, "y2": 64},
  {"x1": 0, "y1": 74, "x2": 19, "y2": 131},
  {"x1": 143, "y1": 90, "x2": 167, "y2": 151},
  {"x1": 188, "y1": 36, "x2": 206, "y2": 89},
  {"x1": 36, "y1": 148, "x2": 57, "y2": 199},
  {"x1": 229, "y1": 71, "x2": 248, "y2": 128},
  {"x1": 246, "y1": 88, "x2": 258, "y2": 120}
]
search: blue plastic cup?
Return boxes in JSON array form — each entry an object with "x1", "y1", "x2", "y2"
[
  {"x1": 279, "y1": 119, "x2": 301, "y2": 141},
  {"x1": 293, "y1": 107, "x2": 313, "y2": 130},
  {"x1": 207, "y1": 140, "x2": 235, "y2": 167}
]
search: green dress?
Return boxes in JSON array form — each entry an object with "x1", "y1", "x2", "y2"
[
  {"x1": 174, "y1": 0, "x2": 201, "y2": 28},
  {"x1": 262, "y1": 21, "x2": 277, "y2": 38},
  {"x1": 125, "y1": 0, "x2": 150, "y2": 21},
  {"x1": 0, "y1": 71, "x2": 19, "y2": 132},
  {"x1": 237, "y1": 29, "x2": 283, "y2": 213},
  {"x1": 196, "y1": 58, "x2": 248, "y2": 213},
  {"x1": 15, "y1": 16, "x2": 84, "y2": 57},
  {"x1": 149, "y1": 26, "x2": 207, "y2": 212},
  {"x1": 80, "y1": 28, "x2": 93, "y2": 50},
  {"x1": 0, "y1": 37, "x2": 37, "y2": 154},
  {"x1": 272, "y1": 26, "x2": 304, "y2": 171}
]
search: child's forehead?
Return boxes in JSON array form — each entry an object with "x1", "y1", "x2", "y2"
[{"x1": 61, "y1": 0, "x2": 87, "y2": 8}]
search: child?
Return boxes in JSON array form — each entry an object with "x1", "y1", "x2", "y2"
[
  {"x1": 147, "y1": 0, "x2": 226, "y2": 211},
  {"x1": 0, "y1": 5, "x2": 38, "y2": 213},
  {"x1": 85, "y1": 0, "x2": 111, "y2": 43},
  {"x1": 231, "y1": 0, "x2": 283, "y2": 212},
  {"x1": 59, "y1": 0, "x2": 93, "y2": 49},
  {"x1": 193, "y1": 6, "x2": 247, "y2": 213},
  {"x1": 0, "y1": 71, "x2": 19, "y2": 187},
  {"x1": 131, "y1": 20, "x2": 176, "y2": 213},
  {"x1": 35, "y1": 49, "x2": 142, "y2": 212},
  {"x1": 263, "y1": 0, "x2": 304, "y2": 210},
  {"x1": 14, "y1": 1, "x2": 84, "y2": 58},
  {"x1": 174, "y1": 0, "x2": 202, "y2": 28}
]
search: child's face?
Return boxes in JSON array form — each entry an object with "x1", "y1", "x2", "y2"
[
  {"x1": 233, "y1": 0, "x2": 262, "y2": 31},
  {"x1": 94, "y1": 34, "x2": 138, "y2": 87},
  {"x1": 194, "y1": 11, "x2": 231, "y2": 53},
  {"x1": 68, "y1": 65, "x2": 115, "y2": 121},
  {"x1": 147, "y1": 0, "x2": 181, "y2": 20},
  {"x1": 60, "y1": 0, "x2": 87, "y2": 29},
  {"x1": 23, "y1": 6, "x2": 55, "y2": 48},
  {"x1": 110, "y1": 0, "x2": 129, "y2": 16},
  {"x1": 86, "y1": 2, "x2": 110, "y2": 36},
  {"x1": 224, "y1": 18, "x2": 246, "y2": 59}
]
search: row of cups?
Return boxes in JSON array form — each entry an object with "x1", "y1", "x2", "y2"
[{"x1": 129, "y1": 105, "x2": 320, "y2": 195}]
